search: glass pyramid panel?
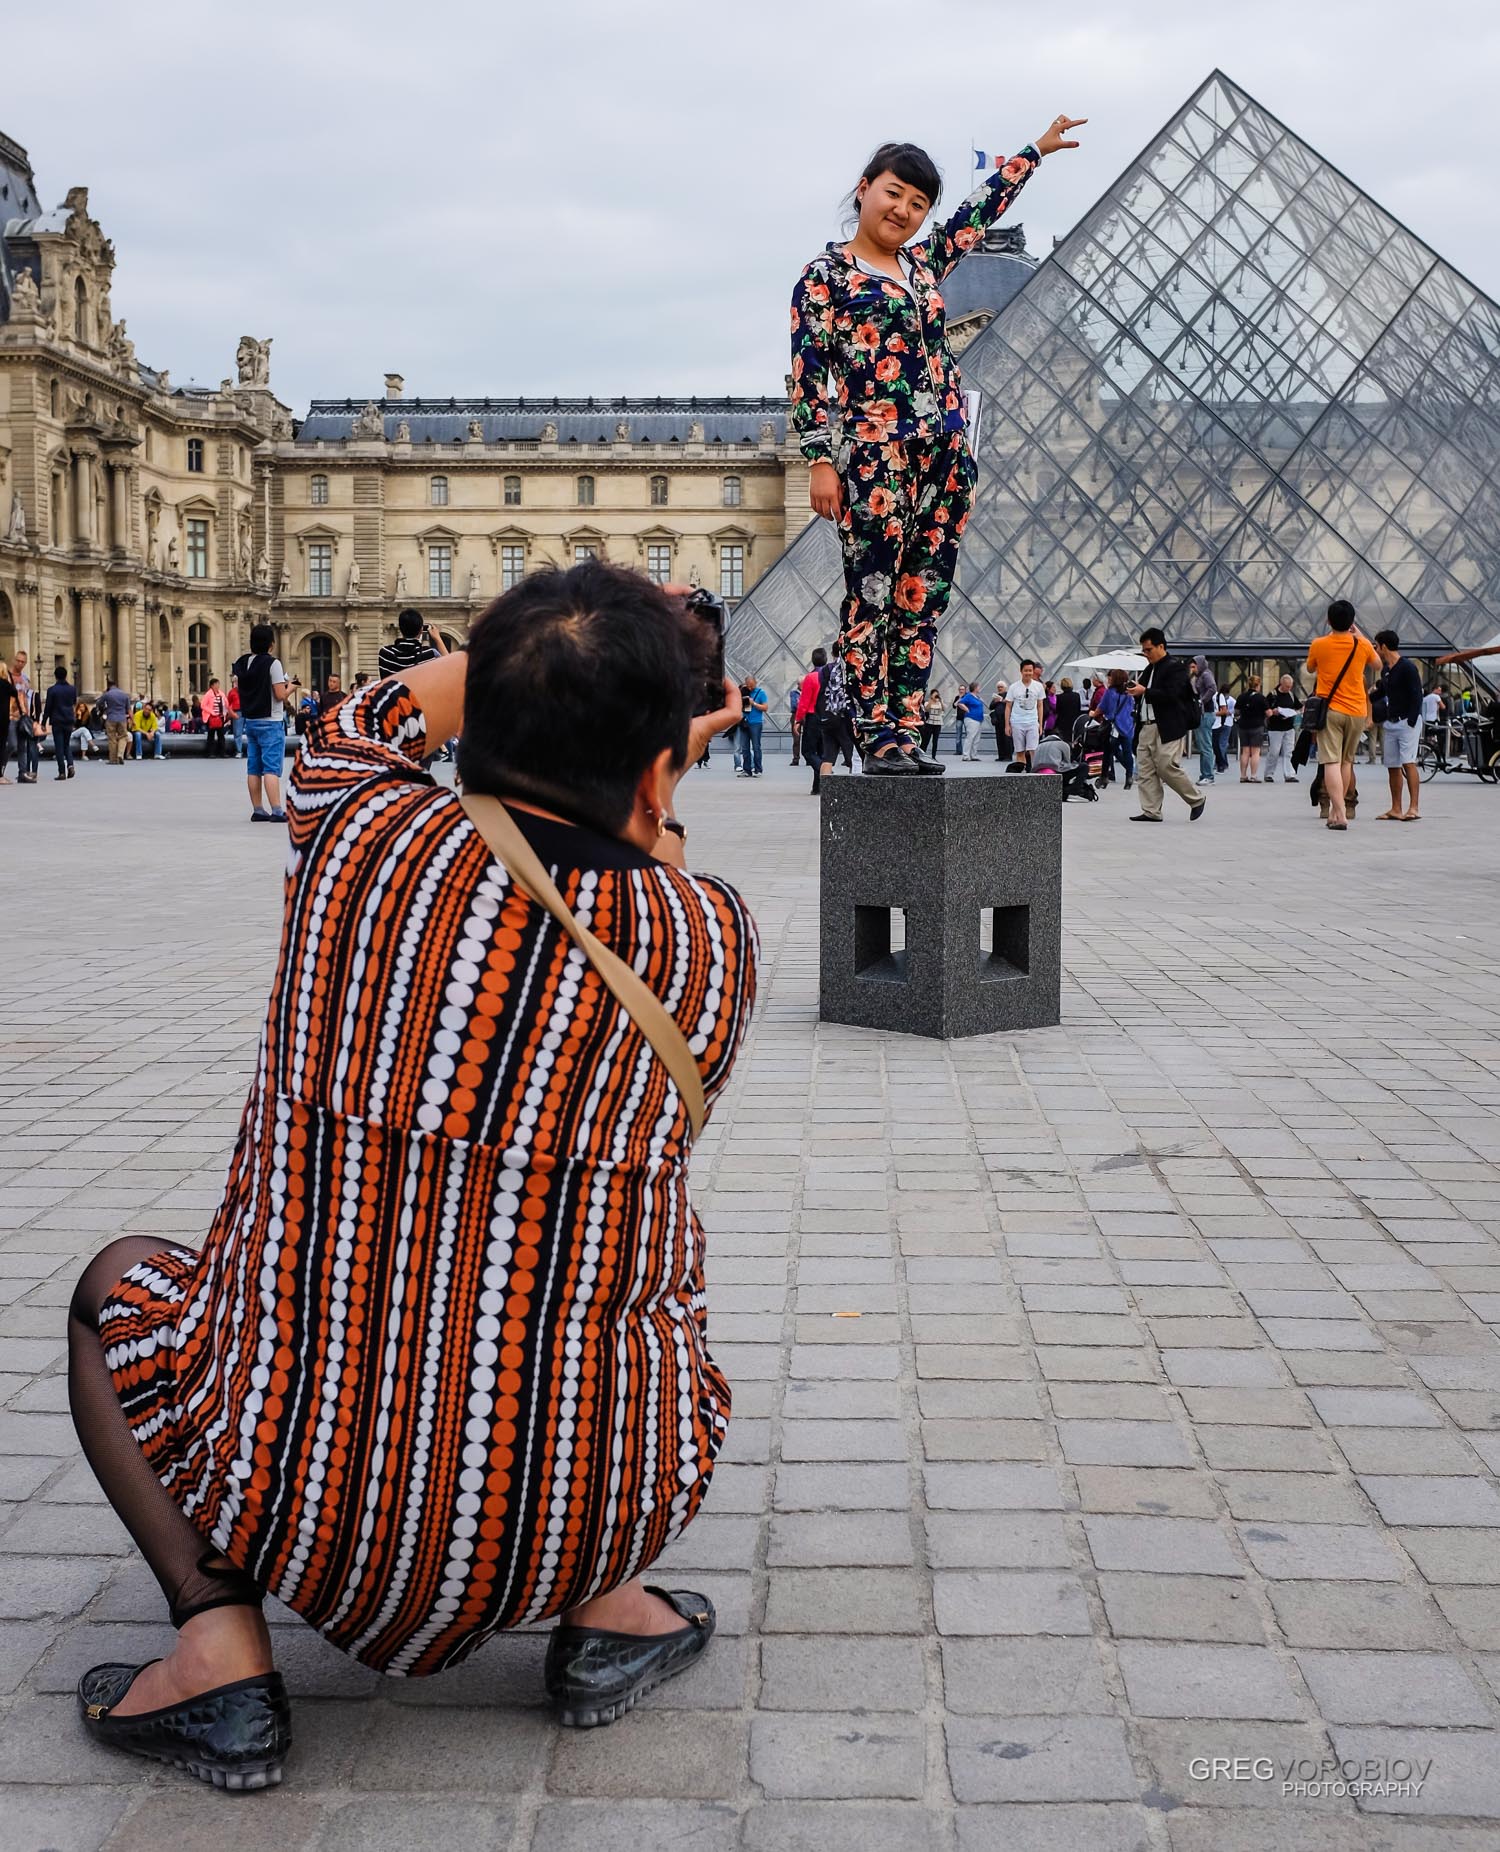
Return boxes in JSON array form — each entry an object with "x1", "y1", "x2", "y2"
[{"x1": 726, "y1": 70, "x2": 1500, "y2": 722}]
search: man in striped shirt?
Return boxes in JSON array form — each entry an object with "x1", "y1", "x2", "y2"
[{"x1": 377, "y1": 608, "x2": 448, "y2": 680}]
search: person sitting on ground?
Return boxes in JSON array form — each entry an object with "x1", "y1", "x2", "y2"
[{"x1": 67, "y1": 562, "x2": 754, "y2": 1790}]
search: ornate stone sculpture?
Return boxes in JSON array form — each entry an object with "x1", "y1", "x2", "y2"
[
  {"x1": 347, "y1": 557, "x2": 362, "y2": 595},
  {"x1": 235, "y1": 336, "x2": 272, "y2": 386},
  {"x1": 688, "y1": 420, "x2": 705, "y2": 443},
  {"x1": 467, "y1": 563, "x2": 482, "y2": 600},
  {"x1": 166, "y1": 534, "x2": 180, "y2": 571},
  {"x1": 393, "y1": 561, "x2": 408, "y2": 596},
  {"x1": 615, "y1": 419, "x2": 630, "y2": 440},
  {"x1": 687, "y1": 563, "x2": 702, "y2": 588},
  {"x1": 5, "y1": 492, "x2": 26, "y2": 543},
  {"x1": 255, "y1": 548, "x2": 270, "y2": 588},
  {"x1": 394, "y1": 420, "x2": 411, "y2": 442},
  {"x1": 351, "y1": 403, "x2": 385, "y2": 440},
  {"x1": 541, "y1": 421, "x2": 558, "y2": 442},
  {"x1": 760, "y1": 418, "x2": 777, "y2": 443},
  {"x1": 467, "y1": 418, "x2": 484, "y2": 441},
  {"x1": 9, "y1": 268, "x2": 41, "y2": 319},
  {"x1": 238, "y1": 516, "x2": 253, "y2": 580},
  {"x1": 145, "y1": 507, "x2": 161, "y2": 569},
  {"x1": 277, "y1": 563, "x2": 291, "y2": 597},
  {"x1": 155, "y1": 369, "x2": 172, "y2": 397}
]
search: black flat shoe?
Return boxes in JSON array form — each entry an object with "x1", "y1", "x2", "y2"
[
  {"x1": 545, "y1": 1587, "x2": 714, "y2": 1728},
  {"x1": 901, "y1": 746, "x2": 947, "y2": 775},
  {"x1": 78, "y1": 1663, "x2": 291, "y2": 1790},
  {"x1": 862, "y1": 749, "x2": 920, "y2": 776}
]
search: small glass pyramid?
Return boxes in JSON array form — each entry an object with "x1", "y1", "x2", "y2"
[{"x1": 730, "y1": 70, "x2": 1500, "y2": 717}]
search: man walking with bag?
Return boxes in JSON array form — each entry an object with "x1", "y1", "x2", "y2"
[
  {"x1": 1304, "y1": 600, "x2": 1378, "y2": 832},
  {"x1": 1127, "y1": 629, "x2": 1205, "y2": 823}
]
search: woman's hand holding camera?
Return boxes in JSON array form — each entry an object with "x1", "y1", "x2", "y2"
[{"x1": 687, "y1": 677, "x2": 743, "y2": 767}]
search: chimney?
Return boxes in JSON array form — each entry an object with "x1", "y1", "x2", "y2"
[{"x1": 385, "y1": 373, "x2": 405, "y2": 401}]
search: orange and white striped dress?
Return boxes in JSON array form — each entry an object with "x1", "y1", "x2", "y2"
[{"x1": 98, "y1": 683, "x2": 757, "y2": 1674}]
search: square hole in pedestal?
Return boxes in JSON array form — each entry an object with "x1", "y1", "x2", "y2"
[
  {"x1": 854, "y1": 906, "x2": 908, "y2": 983},
  {"x1": 979, "y1": 904, "x2": 1030, "y2": 980}
]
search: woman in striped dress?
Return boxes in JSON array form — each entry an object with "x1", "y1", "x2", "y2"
[{"x1": 67, "y1": 563, "x2": 755, "y2": 1787}]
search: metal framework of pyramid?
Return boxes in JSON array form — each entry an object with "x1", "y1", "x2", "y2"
[{"x1": 729, "y1": 70, "x2": 1500, "y2": 715}]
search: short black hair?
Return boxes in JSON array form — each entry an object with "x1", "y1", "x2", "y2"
[
  {"x1": 249, "y1": 622, "x2": 275, "y2": 653},
  {"x1": 1328, "y1": 600, "x2": 1356, "y2": 631},
  {"x1": 458, "y1": 562, "x2": 708, "y2": 831},
  {"x1": 811, "y1": 647, "x2": 828, "y2": 668},
  {"x1": 1139, "y1": 627, "x2": 1167, "y2": 649},
  {"x1": 852, "y1": 141, "x2": 942, "y2": 213},
  {"x1": 397, "y1": 609, "x2": 425, "y2": 638},
  {"x1": 54, "y1": 665, "x2": 67, "y2": 680},
  {"x1": 1374, "y1": 628, "x2": 1399, "y2": 650}
]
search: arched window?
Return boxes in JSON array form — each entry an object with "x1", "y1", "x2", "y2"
[
  {"x1": 308, "y1": 633, "x2": 335, "y2": 692},
  {"x1": 649, "y1": 474, "x2": 669, "y2": 507},
  {"x1": 430, "y1": 475, "x2": 449, "y2": 506},
  {"x1": 187, "y1": 621, "x2": 211, "y2": 694},
  {"x1": 576, "y1": 475, "x2": 595, "y2": 507},
  {"x1": 73, "y1": 276, "x2": 90, "y2": 344},
  {"x1": 310, "y1": 473, "x2": 329, "y2": 505},
  {"x1": 503, "y1": 474, "x2": 522, "y2": 506},
  {"x1": 722, "y1": 474, "x2": 743, "y2": 508}
]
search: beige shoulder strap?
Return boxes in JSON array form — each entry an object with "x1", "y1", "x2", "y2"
[{"x1": 459, "y1": 793, "x2": 706, "y2": 1140}]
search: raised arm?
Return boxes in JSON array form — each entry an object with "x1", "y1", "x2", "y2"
[{"x1": 915, "y1": 115, "x2": 1086, "y2": 282}]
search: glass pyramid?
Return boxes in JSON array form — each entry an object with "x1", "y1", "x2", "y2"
[{"x1": 730, "y1": 70, "x2": 1500, "y2": 720}]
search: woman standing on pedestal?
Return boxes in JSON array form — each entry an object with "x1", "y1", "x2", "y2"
[{"x1": 790, "y1": 114, "x2": 1086, "y2": 775}]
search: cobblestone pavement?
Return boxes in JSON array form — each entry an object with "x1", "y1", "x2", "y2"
[{"x1": 4, "y1": 749, "x2": 1500, "y2": 1851}]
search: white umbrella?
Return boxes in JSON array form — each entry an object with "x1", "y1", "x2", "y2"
[{"x1": 1063, "y1": 650, "x2": 1148, "y2": 674}]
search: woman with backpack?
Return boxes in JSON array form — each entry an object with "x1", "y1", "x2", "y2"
[
  {"x1": 810, "y1": 649, "x2": 858, "y2": 796},
  {"x1": 790, "y1": 114, "x2": 1085, "y2": 776}
]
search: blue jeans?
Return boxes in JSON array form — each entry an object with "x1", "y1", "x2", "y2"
[
  {"x1": 1196, "y1": 713, "x2": 1216, "y2": 778},
  {"x1": 133, "y1": 731, "x2": 164, "y2": 759},
  {"x1": 739, "y1": 725, "x2": 763, "y2": 774},
  {"x1": 231, "y1": 712, "x2": 246, "y2": 757}
]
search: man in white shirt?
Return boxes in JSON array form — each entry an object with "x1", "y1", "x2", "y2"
[
  {"x1": 1005, "y1": 660, "x2": 1044, "y2": 769},
  {"x1": 1213, "y1": 688, "x2": 1235, "y2": 773}
]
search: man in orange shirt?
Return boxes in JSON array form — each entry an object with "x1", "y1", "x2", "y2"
[{"x1": 1305, "y1": 600, "x2": 1378, "y2": 831}]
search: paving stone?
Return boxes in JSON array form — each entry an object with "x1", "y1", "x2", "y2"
[
  {"x1": 1296, "y1": 1649, "x2": 1493, "y2": 1724},
  {"x1": 774, "y1": 1464, "x2": 909, "y2": 1510},
  {"x1": 946, "y1": 1711, "x2": 1139, "y2": 1802},
  {"x1": 1328, "y1": 1727, "x2": 1500, "y2": 1816},
  {"x1": 347, "y1": 1701, "x2": 553, "y2": 1792},
  {"x1": 547, "y1": 1712, "x2": 748, "y2": 1799},
  {"x1": 749, "y1": 1711, "x2": 924, "y2": 1798},
  {"x1": 763, "y1": 1569, "x2": 923, "y2": 1634},
  {"x1": 1267, "y1": 1581, "x2": 1448, "y2": 1650},
  {"x1": 1082, "y1": 1514, "x2": 1243, "y2": 1576},
  {"x1": 1331, "y1": 1429, "x2": 1481, "y2": 1475},
  {"x1": 0, "y1": 1553, "x2": 113, "y2": 1619},
  {"x1": 1196, "y1": 1426, "x2": 1335, "y2": 1471},
  {"x1": 1072, "y1": 1466, "x2": 1220, "y2": 1517},
  {"x1": 1216, "y1": 1473, "x2": 1366, "y2": 1524},
  {"x1": 1306, "y1": 1388, "x2": 1445, "y2": 1427},
  {"x1": 1237, "y1": 1523, "x2": 1402, "y2": 1581},
  {"x1": 923, "y1": 1463, "x2": 1066, "y2": 1510},
  {"x1": 779, "y1": 1420, "x2": 908, "y2": 1463},
  {"x1": 315, "y1": 1797, "x2": 515, "y2": 1851},
  {"x1": 956, "y1": 1803, "x2": 1154, "y2": 1851},
  {"x1": 1134, "y1": 1720, "x2": 1343, "y2": 1810},
  {"x1": 107, "y1": 1787, "x2": 332, "y2": 1851},
  {"x1": 922, "y1": 1418, "x2": 1050, "y2": 1460},
  {"x1": 941, "y1": 1637, "x2": 1113, "y2": 1716},
  {"x1": 743, "y1": 1801, "x2": 943, "y2": 1852},
  {"x1": 758, "y1": 1636, "x2": 926, "y2": 1712},
  {"x1": 0, "y1": 1786, "x2": 133, "y2": 1852},
  {"x1": 1397, "y1": 1529, "x2": 1500, "y2": 1584},
  {"x1": 933, "y1": 1570, "x2": 1092, "y2": 1637},
  {"x1": 1432, "y1": 1587, "x2": 1500, "y2": 1650},
  {"x1": 1116, "y1": 1641, "x2": 1304, "y2": 1720},
  {"x1": 768, "y1": 1510, "x2": 914, "y2": 1567},
  {"x1": 1359, "y1": 1475, "x2": 1500, "y2": 1528},
  {"x1": 1057, "y1": 1420, "x2": 1194, "y2": 1466},
  {"x1": 924, "y1": 1512, "x2": 1073, "y2": 1569},
  {"x1": 1098, "y1": 1572, "x2": 1266, "y2": 1643}
]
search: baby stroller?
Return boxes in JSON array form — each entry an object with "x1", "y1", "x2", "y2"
[
  {"x1": 1031, "y1": 734, "x2": 1100, "y2": 801},
  {"x1": 1073, "y1": 713, "x2": 1109, "y2": 782}
]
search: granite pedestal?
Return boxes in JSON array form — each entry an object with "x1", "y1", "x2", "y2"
[{"x1": 819, "y1": 774, "x2": 1062, "y2": 1038}]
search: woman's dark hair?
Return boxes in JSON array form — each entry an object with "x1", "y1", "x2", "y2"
[
  {"x1": 458, "y1": 561, "x2": 708, "y2": 832},
  {"x1": 249, "y1": 622, "x2": 275, "y2": 653},
  {"x1": 844, "y1": 142, "x2": 942, "y2": 225}
]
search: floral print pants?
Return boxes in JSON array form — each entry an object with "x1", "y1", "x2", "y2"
[{"x1": 835, "y1": 431, "x2": 977, "y2": 751}]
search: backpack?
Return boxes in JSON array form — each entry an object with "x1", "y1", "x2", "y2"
[{"x1": 817, "y1": 657, "x2": 853, "y2": 719}]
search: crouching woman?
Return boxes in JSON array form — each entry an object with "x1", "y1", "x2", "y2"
[{"x1": 66, "y1": 562, "x2": 755, "y2": 1787}]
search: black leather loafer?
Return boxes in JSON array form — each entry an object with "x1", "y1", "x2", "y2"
[
  {"x1": 545, "y1": 1587, "x2": 715, "y2": 1728},
  {"x1": 901, "y1": 746, "x2": 947, "y2": 774},
  {"x1": 78, "y1": 1663, "x2": 291, "y2": 1790},
  {"x1": 862, "y1": 750, "x2": 920, "y2": 776}
]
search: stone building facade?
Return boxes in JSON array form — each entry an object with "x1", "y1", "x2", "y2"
[{"x1": 0, "y1": 128, "x2": 818, "y2": 696}]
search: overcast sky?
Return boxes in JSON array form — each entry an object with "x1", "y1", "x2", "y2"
[{"x1": 7, "y1": 0, "x2": 1498, "y2": 415}]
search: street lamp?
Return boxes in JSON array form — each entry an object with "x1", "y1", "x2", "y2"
[
  {"x1": 175, "y1": 664, "x2": 183, "y2": 707},
  {"x1": 147, "y1": 661, "x2": 156, "y2": 702}
]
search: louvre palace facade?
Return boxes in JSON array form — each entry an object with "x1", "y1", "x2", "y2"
[{"x1": 6, "y1": 71, "x2": 1499, "y2": 712}]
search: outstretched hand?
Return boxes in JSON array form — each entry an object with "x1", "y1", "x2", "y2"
[{"x1": 1036, "y1": 115, "x2": 1087, "y2": 156}]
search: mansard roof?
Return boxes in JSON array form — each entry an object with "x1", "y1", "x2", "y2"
[{"x1": 295, "y1": 396, "x2": 788, "y2": 447}]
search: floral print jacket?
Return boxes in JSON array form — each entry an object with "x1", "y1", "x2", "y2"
[{"x1": 790, "y1": 147, "x2": 1040, "y2": 465}]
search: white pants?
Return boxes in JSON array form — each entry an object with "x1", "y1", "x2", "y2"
[
  {"x1": 1262, "y1": 729, "x2": 1295, "y2": 780},
  {"x1": 963, "y1": 723, "x2": 983, "y2": 759}
]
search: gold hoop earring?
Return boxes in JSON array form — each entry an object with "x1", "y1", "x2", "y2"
[{"x1": 654, "y1": 812, "x2": 667, "y2": 838}]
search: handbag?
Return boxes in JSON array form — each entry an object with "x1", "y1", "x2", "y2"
[
  {"x1": 1303, "y1": 638, "x2": 1360, "y2": 732},
  {"x1": 458, "y1": 793, "x2": 706, "y2": 1140}
]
